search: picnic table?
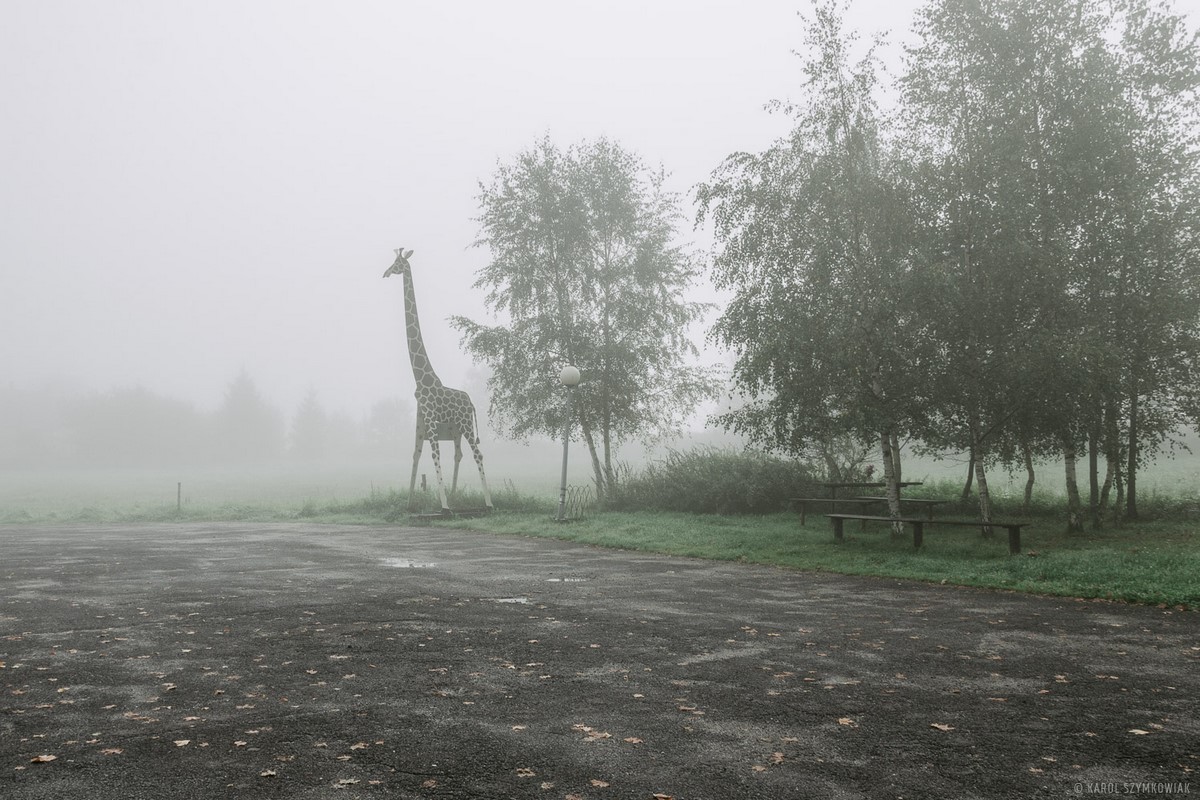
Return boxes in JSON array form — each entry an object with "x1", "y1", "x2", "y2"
[
  {"x1": 848, "y1": 496, "x2": 949, "y2": 520},
  {"x1": 791, "y1": 482, "x2": 925, "y2": 526}
]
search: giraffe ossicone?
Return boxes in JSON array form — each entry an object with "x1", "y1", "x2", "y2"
[{"x1": 383, "y1": 247, "x2": 492, "y2": 513}]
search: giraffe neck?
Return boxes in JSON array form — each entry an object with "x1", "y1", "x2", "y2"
[{"x1": 401, "y1": 269, "x2": 443, "y2": 390}]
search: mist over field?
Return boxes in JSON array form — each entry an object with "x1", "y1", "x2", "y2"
[{"x1": 3, "y1": 1, "x2": 1199, "y2": 518}]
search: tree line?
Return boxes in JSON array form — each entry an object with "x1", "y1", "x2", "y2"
[
  {"x1": 697, "y1": 0, "x2": 1200, "y2": 527},
  {"x1": 458, "y1": 0, "x2": 1200, "y2": 526},
  {"x1": 0, "y1": 372, "x2": 414, "y2": 469}
]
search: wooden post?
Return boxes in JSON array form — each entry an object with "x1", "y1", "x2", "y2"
[
  {"x1": 177, "y1": 482, "x2": 182, "y2": 513},
  {"x1": 912, "y1": 521, "x2": 923, "y2": 549},
  {"x1": 831, "y1": 516, "x2": 844, "y2": 542}
]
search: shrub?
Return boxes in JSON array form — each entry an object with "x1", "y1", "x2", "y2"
[{"x1": 609, "y1": 447, "x2": 820, "y2": 514}]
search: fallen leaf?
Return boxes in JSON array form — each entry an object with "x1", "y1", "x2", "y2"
[
  {"x1": 100, "y1": 748, "x2": 123, "y2": 755},
  {"x1": 770, "y1": 752, "x2": 785, "y2": 764},
  {"x1": 539, "y1": 782, "x2": 555, "y2": 790},
  {"x1": 30, "y1": 754, "x2": 57, "y2": 763},
  {"x1": 350, "y1": 742, "x2": 369, "y2": 750},
  {"x1": 174, "y1": 740, "x2": 191, "y2": 747},
  {"x1": 421, "y1": 779, "x2": 439, "y2": 788},
  {"x1": 838, "y1": 717, "x2": 857, "y2": 727},
  {"x1": 572, "y1": 723, "x2": 612, "y2": 741},
  {"x1": 653, "y1": 795, "x2": 675, "y2": 800},
  {"x1": 590, "y1": 779, "x2": 610, "y2": 787},
  {"x1": 336, "y1": 777, "x2": 360, "y2": 786},
  {"x1": 260, "y1": 769, "x2": 277, "y2": 777},
  {"x1": 752, "y1": 765, "x2": 768, "y2": 773},
  {"x1": 930, "y1": 723, "x2": 955, "y2": 732},
  {"x1": 516, "y1": 767, "x2": 536, "y2": 778},
  {"x1": 234, "y1": 741, "x2": 248, "y2": 747},
  {"x1": 512, "y1": 725, "x2": 528, "y2": 732},
  {"x1": 623, "y1": 736, "x2": 644, "y2": 744},
  {"x1": 1129, "y1": 729, "x2": 1151, "y2": 735}
]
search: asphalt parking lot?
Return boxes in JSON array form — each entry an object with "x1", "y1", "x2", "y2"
[{"x1": 1, "y1": 522, "x2": 1196, "y2": 799}]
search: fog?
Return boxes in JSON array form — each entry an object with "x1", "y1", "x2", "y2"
[
  {"x1": 2, "y1": 0, "x2": 983, "y2": 503},
  {"x1": 1, "y1": 1, "x2": 934, "y2": 406}
]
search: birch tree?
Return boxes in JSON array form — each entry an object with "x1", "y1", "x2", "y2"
[
  {"x1": 698, "y1": 1, "x2": 926, "y2": 525},
  {"x1": 455, "y1": 136, "x2": 717, "y2": 503}
]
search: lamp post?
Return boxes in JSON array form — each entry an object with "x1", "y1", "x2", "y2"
[{"x1": 555, "y1": 365, "x2": 581, "y2": 522}]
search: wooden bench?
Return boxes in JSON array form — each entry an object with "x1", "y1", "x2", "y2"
[
  {"x1": 791, "y1": 497, "x2": 879, "y2": 525},
  {"x1": 848, "y1": 496, "x2": 950, "y2": 520},
  {"x1": 825, "y1": 513, "x2": 1026, "y2": 555}
]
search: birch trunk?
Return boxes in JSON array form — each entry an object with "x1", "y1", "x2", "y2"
[
  {"x1": 579, "y1": 422, "x2": 607, "y2": 505},
  {"x1": 1126, "y1": 372, "x2": 1140, "y2": 520},
  {"x1": 968, "y1": 411, "x2": 992, "y2": 537},
  {"x1": 973, "y1": 453, "x2": 993, "y2": 537},
  {"x1": 1063, "y1": 437, "x2": 1084, "y2": 533},
  {"x1": 1099, "y1": 400, "x2": 1120, "y2": 516},
  {"x1": 880, "y1": 431, "x2": 904, "y2": 538},
  {"x1": 961, "y1": 450, "x2": 975, "y2": 499},
  {"x1": 1022, "y1": 441, "x2": 1035, "y2": 513},
  {"x1": 889, "y1": 432, "x2": 902, "y2": 485},
  {"x1": 1088, "y1": 428, "x2": 1101, "y2": 529}
]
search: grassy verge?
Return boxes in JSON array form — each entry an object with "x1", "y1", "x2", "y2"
[
  {"x1": 435, "y1": 509, "x2": 1199, "y2": 609},
  {"x1": 3, "y1": 487, "x2": 1196, "y2": 609}
]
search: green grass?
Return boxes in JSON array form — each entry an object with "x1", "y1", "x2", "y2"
[{"x1": 432, "y1": 508, "x2": 1199, "y2": 609}]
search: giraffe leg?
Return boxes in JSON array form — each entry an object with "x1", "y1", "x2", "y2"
[
  {"x1": 427, "y1": 438, "x2": 451, "y2": 513},
  {"x1": 451, "y1": 436, "x2": 463, "y2": 495},
  {"x1": 408, "y1": 420, "x2": 426, "y2": 511},
  {"x1": 467, "y1": 436, "x2": 493, "y2": 510}
]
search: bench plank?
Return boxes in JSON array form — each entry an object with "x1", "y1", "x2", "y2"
[
  {"x1": 846, "y1": 497, "x2": 950, "y2": 520},
  {"x1": 824, "y1": 514, "x2": 1024, "y2": 555}
]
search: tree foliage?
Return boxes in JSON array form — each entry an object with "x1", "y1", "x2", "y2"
[
  {"x1": 697, "y1": 1, "x2": 928, "y2": 519},
  {"x1": 454, "y1": 136, "x2": 718, "y2": 499}
]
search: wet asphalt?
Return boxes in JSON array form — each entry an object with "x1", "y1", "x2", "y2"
[{"x1": 1, "y1": 522, "x2": 1196, "y2": 799}]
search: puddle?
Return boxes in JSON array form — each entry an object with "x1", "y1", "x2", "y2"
[{"x1": 381, "y1": 558, "x2": 437, "y2": 568}]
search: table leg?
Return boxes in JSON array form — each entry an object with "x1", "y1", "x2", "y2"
[{"x1": 1006, "y1": 526, "x2": 1020, "y2": 555}]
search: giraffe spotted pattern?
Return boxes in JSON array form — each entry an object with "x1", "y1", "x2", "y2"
[{"x1": 383, "y1": 248, "x2": 492, "y2": 512}]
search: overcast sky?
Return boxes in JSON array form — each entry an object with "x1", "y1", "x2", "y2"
[{"x1": 0, "y1": 0, "x2": 1047, "y2": 419}]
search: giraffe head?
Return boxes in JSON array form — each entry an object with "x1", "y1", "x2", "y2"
[{"x1": 383, "y1": 248, "x2": 414, "y2": 278}]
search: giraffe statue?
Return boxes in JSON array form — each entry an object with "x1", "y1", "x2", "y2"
[{"x1": 383, "y1": 248, "x2": 493, "y2": 513}]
